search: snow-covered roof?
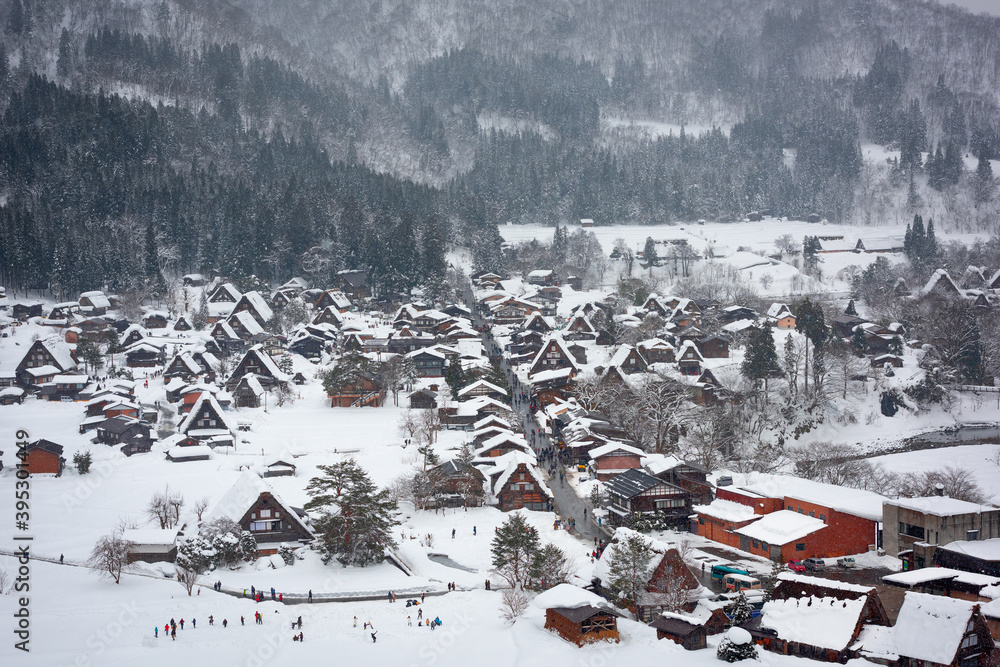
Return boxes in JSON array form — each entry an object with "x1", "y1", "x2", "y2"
[
  {"x1": 760, "y1": 595, "x2": 866, "y2": 651},
  {"x1": 167, "y1": 445, "x2": 214, "y2": 460},
  {"x1": 457, "y1": 379, "x2": 508, "y2": 397},
  {"x1": 588, "y1": 442, "x2": 645, "y2": 459},
  {"x1": 205, "y1": 472, "x2": 311, "y2": 538},
  {"x1": 243, "y1": 345, "x2": 290, "y2": 382},
  {"x1": 776, "y1": 572, "x2": 875, "y2": 594},
  {"x1": 593, "y1": 527, "x2": 677, "y2": 584},
  {"x1": 229, "y1": 310, "x2": 265, "y2": 337},
  {"x1": 122, "y1": 528, "x2": 179, "y2": 546},
  {"x1": 527, "y1": 269, "x2": 553, "y2": 278},
  {"x1": 694, "y1": 498, "x2": 759, "y2": 523},
  {"x1": 888, "y1": 592, "x2": 978, "y2": 664},
  {"x1": 882, "y1": 567, "x2": 1000, "y2": 589},
  {"x1": 920, "y1": 268, "x2": 959, "y2": 296},
  {"x1": 493, "y1": 459, "x2": 552, "y2": 498},
  {"x1": 735, "y1": 472, "x2": 886, "y2": 521},
  {"x1": 39, "y1": 340, "x2": 77, "y2": 371},
  {"x1": 767, "y1": 303, "x2": 792, "y2": 319},
  {"x1": 79, "y1": 291, "x2": 111, "y2": 308},
  {"x1": 530, "y1": 583, "x2": 615, "y2": 612},
  {"x1": 887, "y1": 496, "x2": 996, "y2": 517},
  {"x1": 936, "y1": 537, "x2": 1000, "y2": 562},
  {"x1": 733, "y1": 510, "x2": 827, "y2": 545},
  {"x1": 178, "y1": 393, "x2": 236, "y2": 434},
  {"x1": 26, "y1": 365, "x2": 61, "y2": 377}
]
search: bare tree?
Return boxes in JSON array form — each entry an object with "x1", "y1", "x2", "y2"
[
  {"x1": 898, "y1": 466, "x2": 988, "y2": 504},
  {"x1": 398, "y1": 409, "x2": 421, "y2": 445},
  {"x1": 500, "y1": 588, "x2": 531, "y2": 624},
  {"x1": 193, "y1": 497, "x2": 211, "y2": 523},
  {"x1": 87, "y1": 533, "x2": 134, "y2": 584},
  {"x1": 146, "y1": 486, "x2": 184, "y2": 529},
  {"x1": 419, "y1": 406, "x2": 442, "y2": 446}
]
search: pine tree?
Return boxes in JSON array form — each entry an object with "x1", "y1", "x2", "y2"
[
  {"x1": 741, "y1": 326, "x2": 778, "y2": 394},
  {"x1": 305, "y1": 460, "x2": 399, "y2": 567},
  {"x1": 783, "y1": 333, "x2": 798, "y2": 394},
  {"x1": 57, "y1": 28, "x2": 72, "y2": 79},
  {"x1": 974, "y1": 152, "x2": 995, "y2": 205},
  {"x1": 605, "y1": 533, "x2": 654, "y2": 613},
  {"x1": 491, "y1": 513, "x2": 541, "y2": 590},
  {"x1": 724, "y1": 591, "x2": 755, "y2": 625},
  {"x1": 444, "y1": 361, "x2": 467, "y2": 400},
  {"x1": 844, "y1": 299, "x2": 857, "y2": 316},
  {"x1": 73, "y1": 451, "x2": 93, "y2": 474},
  {"x1": 643, "y1": 237, "x2": 658, "y2": 268},
  {"x1": 717, "y1": 631, "x2": 759, "y2": 662}
]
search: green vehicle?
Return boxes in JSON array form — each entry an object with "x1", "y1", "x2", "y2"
[{"x1": 711, "y1": 564, "x2": 751, "y2": 581}]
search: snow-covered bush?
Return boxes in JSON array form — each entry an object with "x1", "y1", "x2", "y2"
[
  {"x1": 278, "y1": 544, "x2": 296, "y2": 566},
  {"x1": 717, "y1": 627, "x2": 758, "y2": 662}
]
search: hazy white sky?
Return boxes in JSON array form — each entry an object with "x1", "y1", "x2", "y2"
[{"x1": 946, "y1": 0, "x2": 1000, "y2": 16}]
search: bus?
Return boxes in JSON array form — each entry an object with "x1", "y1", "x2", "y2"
[
  {"x1": 723, "y1": 573, "x2": 762, "y2": 593},
  {"x1": 711, "y1": 564, "x2": 750, "y2": 581}
]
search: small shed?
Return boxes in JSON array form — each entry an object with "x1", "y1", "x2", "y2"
[
  {"x1": 650, "y1": 612, "x2": 708, "y2": 650},
  {"x1": 25, "y1": 440, "x2": 65, "y2": 475},
  {"x1": 123, "y1": 528, "x2": 179, "y2": 563},
  {"x1": 263, "y1": 457, "x2": 296, "y2": 478},
  {"x1": 545, "y1": 605, "x2": 621, "y2": 647}
]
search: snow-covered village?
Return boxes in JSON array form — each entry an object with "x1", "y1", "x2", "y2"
[{"x1": 3, "y1": 1, "x2": 1000, "y2": 666}]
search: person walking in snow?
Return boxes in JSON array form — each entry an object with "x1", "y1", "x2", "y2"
[
  {"x1": 451, "y1": 528, "x2": 456, "y2": 539},
  {"x1": 192, "y1": 618, "x2": 196, "y2": 628},
  {"x1": 164, "y1": 623, "x2": 169, "y2": 636},
  {"x1": 180, "y1": 619, "x2": 184, "y2": 630},
  {"x1": 171, "y1": 626, "x2": 176, "y2": 641},
  {"x1": 223, "y1": 619, "x2": 228, "y2": 628},
  {"x1": 209, "y1": 616, "x2": 214, "y2": 626},
  {"x1": 354, "y1": 616, "x2": 357, "y2": 628},
  {"x1": 417, "y1": 607, "x2": 423, "y2": 621},
  {"x1": 308, "y1": 590, "x2": 312, "y2": 603},
  {"x1": 371, "y1": 631, "x2": 377, "y2": 643},
  {"x1": 154, "y1": 627, "x2": 158, "y2": 638},
  {"x1": 241, "y1": 616, "x2": 245, "y2": 626},
  {"x1": 407, "y1": 616, "x2": 412, "y2": 626},
  {"x1": 473, "y1": 526, "x2": 477, "y2": 536}
]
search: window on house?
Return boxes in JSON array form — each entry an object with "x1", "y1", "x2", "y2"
[
  {"x1": 798, "y1": 509, "x2": 804, "y2": 515},
  {"x1": 698, "y1": 518, "x2": 705, "y2": 525},
  {"x1": 967, "y1": 530, "x2": 979, "y2": 541},
  {"x1": 960, "y1": 634, "x2": 978, "y2": 649},
  {"x1": 795, "y1": 543, "x2": 805, "y2": 551},
  {"x1": 819, "y1": 514, "x2": 826, "y2": 522},
  {"x1": 752, "y1": 539, "x2": 759, "y2": 549},
  {"x1": 259, "y1": 509, "x2": 271, "y2": 518},
  {"x1": 249, "y1": 521, "x2": 268, "y2": 532},
  {"x1": 809, "y1": 510, "x2": 815, "y2": 518},
  {"x1": 762, "y1": 542, "x2": 769, "y2": 550}
]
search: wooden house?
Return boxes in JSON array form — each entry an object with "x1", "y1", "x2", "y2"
[
  {"x1": 492, "y1": 460, "x2": 552, "y2": 511},
  {"x1": 25, "y1": 440, "x2": 65, "y2": 475},
  {"x1": 408, "y1": 388, "x2": 438, "y2": 409},
  {"x1": 457, "y1": 379, "x2": 508, "y2": 401},
  {"x1": 12, "y1": 302, "x2": 44, "y2": 320},
  {"x1": 608, "y1": 345, "x2": 648, "y2": 374},
  {"x1": 263, "y1": 456, "x2": 296, "y2": 478},
  {"x1": 426, "y1": 460, "x2": 486, "y2": 507},
  {"x1": 589, "y1": 442, "x2": 644, "y2": 481},
  {"x1": 208, "y1": 283, "x2": 241, "y2": 303},
  {"x1": 328, "y1": 375, "x2": 385, "y2": 408},
  {"x1": 921, "y1": 269, "x2": 962, "y2": 300},
  {"x1": 523, "y1": 311, "x2": 553, "y2": 334},
  {"x1": 334, "y1": 270, "x2": 370, "y2": 299},
  {"x1": 767, "y1": 303, "x2": 796, "y2": 329},
  {"x1": 642, "y1": 294, "x2": 670, "y2": 317},
  {"x1": 526, "y1": 269, "x2": 558, "y2": 286},
  {"x1": 564, "y1": 313, "x2": 597, "y2": 339},
  {"x1": 123, "y1": 528, "x2": 179, "y2": 563},
  {"x1": 854, "y1": 592, "x2": 994, "y2": 667},
  {"x1": 178, "y1": 393, "x2": 234, "y2": 442},
  {"x1": 125, "y1": 342, "x2": 164, "y2": 367},
  {"x1": 544, "y1": 605, "x2": 621, "y2": 647},
  {"x1": 699, "y1": 334, "x2": 730, "y2": 359},
  {"x1": 313, "y1": 289, "x2": 351, "y2": 313},
  {"x1": 78, "y1": 291, "x2": 111, "y2": 315},
  {"x1": 230, "y1": 291, "x2": 274, "y2": 327},
  {"x1": 604, "y1": 468, "x2": 691, "y2": 529},
  {"x1": 96, "y1": 416, "x2": 153, "y2": 450},
  {"x1": 164, "y1": 353, "x2": 204, "y2": 381},
  {"x1": 529, "y1": 337, "x2": 579, "y2": 377},
  {"x1": 408, "y1": 348, "x2": 448, "y2": 377},
  {"x1": 651, "y1": 613, "x2": 708, "y2": 650},
  {"x1": 676, "y1": 341, "x2": 704, "y2": 375},
  {"x1": 637, "y1": 338, "x2": 675, "y2": 364},
  {"x1": 210, "y1": 321, "x2": 244, "y2": 354},
  {"x1": 232, "y1": 374, "x2": 265, "y2": 408},
  {"x1": 204, "y1": 472, "x2": 313, "y2": 556},
  {"x1": 142, "y1": 312, "x2": 169, "y2": 329},
  {"x1": 226, "y1": 345, "x2": 289, "y2": 390},
  {"x1": 182, "y1": 274, "x2": 207, "y2": 287},
  {"x1": 312, "y1": 306, "x2": 344, "y2": 328}
]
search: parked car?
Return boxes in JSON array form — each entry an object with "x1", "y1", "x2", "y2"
[
  {"x1": 716, "y1": 475, "x2": 733, "y2": 487},
  {"x1": 787, "y1": 559, "x2": 806, "y2": 572},
  {"x1": 837, "y1": 557, "x2": 856, "y2": 569},
  {"x1": 803, "y1": 557, "x2": 826, "y2": 572}
]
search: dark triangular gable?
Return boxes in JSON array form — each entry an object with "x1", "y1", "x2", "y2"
[
  {"x1": 530, "y1": 338, "x2": 577, "y2": 376},
  {"x1": 230, "y1": 347, "x2": 281, "y2": 385},
  {"x1": 239, "y1": 491, "x2": 313, "y2": 542},
  {"x1": 185, "y1": 397, "x2": 228, "y2": 431}
]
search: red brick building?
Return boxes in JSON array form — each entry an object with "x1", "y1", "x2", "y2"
[
  {"x1": 697, "y1": 477, "x2": 884, "y2": 560},
  {"x1": 588, "y1": 442, "x2": 644, "y2": 481},
  {"x1": 25, "y1": 440, "x2": 65, "y2": 475}
]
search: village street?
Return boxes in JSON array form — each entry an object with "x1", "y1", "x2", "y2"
[{"x1": 465, "y1": 283, "x2": 601, "y2": 547}]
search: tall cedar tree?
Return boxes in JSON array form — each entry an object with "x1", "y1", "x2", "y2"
[
  {"x1": 794, "y1": 298, "x2": 827, "y2": 394},
  {"x1": 490, "y1": 513, "x2": 541, "y2": 590},
  {"x1": 605, "y1": 533, "x2": 654, "y2": 613},
  {"x1": 741, "y1": 325, "x2": 779, "y2": 393},
  {"x1": 305, "y1": 460, "x2": 399, "y2": 566}
]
